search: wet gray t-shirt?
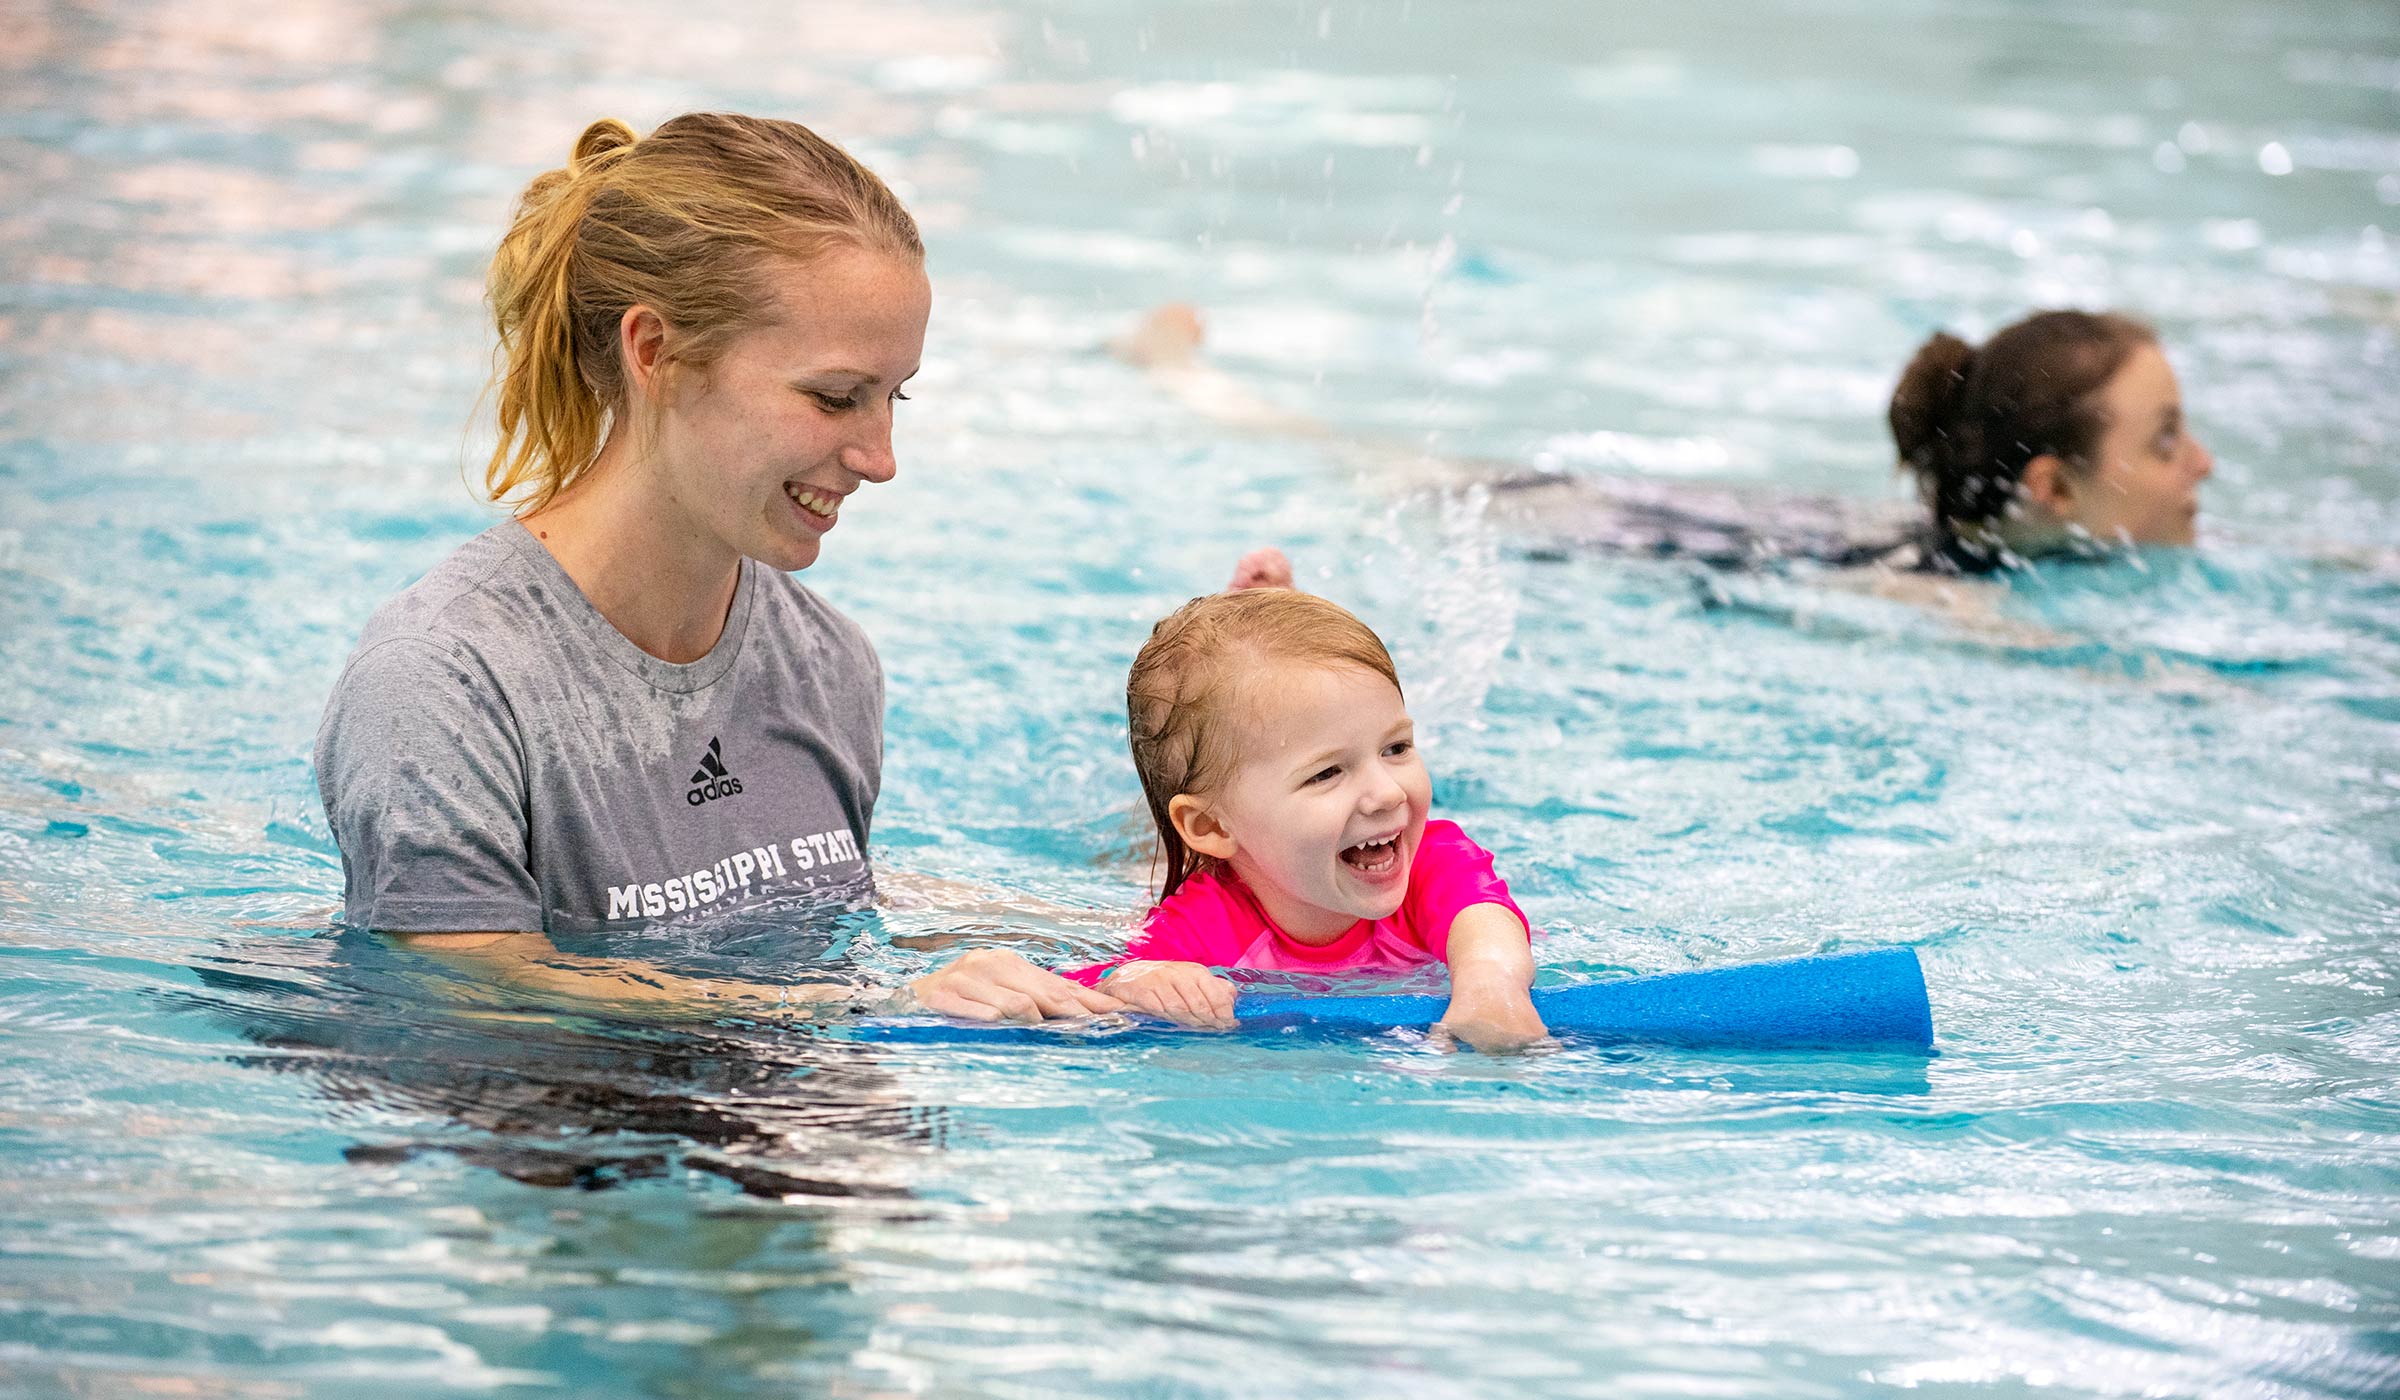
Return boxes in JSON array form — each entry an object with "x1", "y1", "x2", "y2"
[{"x1": 316, "y1": 522, "x2": 881, "y2": 934}]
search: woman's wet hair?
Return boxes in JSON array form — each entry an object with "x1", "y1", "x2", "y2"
[
  {"x1": 1888, "y1": 310, "x2": 2157, "y2": 547},
  {"x1": 1127, "y1": 589, "x2": 1401, "y2": 904},
  {"x1": 484, "y1": 113, "x2": 923, "y2": 511}
]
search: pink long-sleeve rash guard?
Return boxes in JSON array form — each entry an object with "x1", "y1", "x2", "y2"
[{"x1": 1065, "y1": 819, "x2": 1531, "y2": 985}]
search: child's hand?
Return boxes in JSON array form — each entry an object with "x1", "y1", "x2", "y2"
[
  {"x1": 1436, "y1": 902, "x2": 1546, "y2": 1052},
  {"x1": 1105, "y1": 960, "x2": 1240, "y2": 1029},
  {"x1": 1433, "y1": 990, "x2": 1549, "y2": 1053}
]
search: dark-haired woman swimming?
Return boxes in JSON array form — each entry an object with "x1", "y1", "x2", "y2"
[{"x1": 1116, "y1": 304, "x2": 2215, "y2": 586}]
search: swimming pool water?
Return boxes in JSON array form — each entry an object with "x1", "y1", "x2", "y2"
[{"x1": 2, "y1": 0, "x2": 2397, "y2": 1395}]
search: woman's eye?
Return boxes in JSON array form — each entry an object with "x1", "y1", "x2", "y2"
[
  {"x1": 891, "y1": 389, "x2": 911, "y2": 403},
  {"x1": 811, "y1": 392, "x2": 858, "y2": 412}
]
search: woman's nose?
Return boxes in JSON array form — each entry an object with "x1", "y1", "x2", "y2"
[{"x1": 843, "y1": 418, "x2": 898, "y2": 484}]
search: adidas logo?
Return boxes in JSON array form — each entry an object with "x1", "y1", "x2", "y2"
[{"x1": 685, "y1": 737, "x2": 744, "y2": 807}]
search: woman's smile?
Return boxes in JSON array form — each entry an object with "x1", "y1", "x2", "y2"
[{"x1": 784, "y1": 481, "x2": 844, "y2": 531}]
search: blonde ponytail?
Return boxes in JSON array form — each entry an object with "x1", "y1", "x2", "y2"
[{"x1": 481, "y1": 113, "x2": 922, "y2": 512}]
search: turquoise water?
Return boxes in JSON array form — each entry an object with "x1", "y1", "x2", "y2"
[{"x1": 4, "y1": 0, "x2": 2399, "y2": 1394}]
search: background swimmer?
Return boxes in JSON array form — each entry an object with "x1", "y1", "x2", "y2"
[
  {"x1": 1885, "y1": 310, "x2": 2212, "y2": 569},
  {"x1": 1113, "y1": 302, "x2": 2215, "y2": 581}
]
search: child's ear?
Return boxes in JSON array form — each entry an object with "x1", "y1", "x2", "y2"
[
  {"x1": 2019, "y1": 453, "x2": 2076, "y2": 520},
  {"x1": 1168, "y1": 794, "x2": 1237, "y2": 861}
]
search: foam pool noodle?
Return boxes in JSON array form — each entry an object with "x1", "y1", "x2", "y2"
[{"x1": 850, "y1": 946, "x2": 1934, "y2": 1052}]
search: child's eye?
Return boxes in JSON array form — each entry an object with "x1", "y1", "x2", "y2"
[
  {"x1": 1306, "y1": 766, "x2": 1341, "y2": 785},
  {"x1": 2154, "y1": 430, "x2": 2179, "y2": 457},
  {"x1": 1384, "y1": 740, "x2": 1414, "y2": 758}
]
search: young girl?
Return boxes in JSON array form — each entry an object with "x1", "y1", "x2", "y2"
[{"x1": 1066, "y1": 587, "x2": 1547, "y2": 1051}]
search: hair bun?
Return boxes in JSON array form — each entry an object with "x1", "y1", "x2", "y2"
[
  {"x1": 1887, "y1": 330, "x2": 1976, "y2": 478},
  {"x1": 571, "y1": 117, "x2": 638, "y2": 170}
]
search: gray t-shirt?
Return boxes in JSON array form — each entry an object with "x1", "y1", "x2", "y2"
[{"x1": 316, "y1": 522, "x2": 882, "y2": 934}]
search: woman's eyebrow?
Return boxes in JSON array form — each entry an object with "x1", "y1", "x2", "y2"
[{"x1": 808, "y1": 365, "x2": 921, "y2": 384}]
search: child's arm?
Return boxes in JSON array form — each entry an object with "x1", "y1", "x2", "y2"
[
  {"x1": 1435, "y1": 903, "x2": 1546, "y2": 1052},
  {"x1": 1104, "y1": 960, "x2": 1239, "y2": 1029}
]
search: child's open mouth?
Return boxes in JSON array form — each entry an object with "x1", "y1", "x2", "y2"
[{"x1": 1339, "y1": 833, "x2": 1401, "y2": 876}]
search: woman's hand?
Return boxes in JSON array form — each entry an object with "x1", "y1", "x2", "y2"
[
  {"x1": 1104, "y1": 960, "x2": 1240, "y2": 1028},
  {"x1": 386, "y1": 932, "x2": 1120, "y2": 1025},
  {"x1": 900, "y1": 948, "x2": 1126, "y2": 1023},
  {"x1": 1434, "y1": 903, "x2": 1549, "y2": 1053}
]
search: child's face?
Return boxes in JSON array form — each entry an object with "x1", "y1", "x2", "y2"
[{"x1": 1199, "y1": 662, "x2": 1431, "y2": 941}]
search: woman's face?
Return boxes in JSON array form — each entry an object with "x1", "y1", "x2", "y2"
[
  {"x1": 2060, "y1": 342, "x2": 2214, "y2": 547},
  {"x1": 648, "y1": 246, "x2": 931, "y2": 573}
]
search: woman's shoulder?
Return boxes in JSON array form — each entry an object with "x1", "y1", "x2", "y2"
[
  {"x1": 745, "y1": 567, "x2": 881, "y2": 669},
  {"x1": 345, "y1": 522, "x2": 549, "y2": 666}
]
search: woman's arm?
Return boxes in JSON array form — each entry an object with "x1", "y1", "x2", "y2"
[
  {"x1": 1434, "y1": 903, "x2": 1546, "y2": 1051},
  {"x1": 387, "y1": 931, "x2": 1123, "y2": 1023}
]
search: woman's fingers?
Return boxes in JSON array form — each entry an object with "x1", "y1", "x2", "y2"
[
  {"x1": 1191, "y1": 977, "x2": 1236, "y2": 1028},
  {"x1": 1166, "y1": 973, "x2": 1236, "y2": 1028},
  {"x1": 1067, "y1": 981, "x2": 1128, "y2": 1016},
  {"x1": 1166, "y1": 979, "x2": 1214, "y2": 1026},
  {"x1": 1029, "y1": 973, "x2": 1123, "y2": 1018},
  {"x1": 911, "y1": 949, "x2": 1125, "y2": 1022},
  {"x1": 987, "y1": 957, "x2": 1124, "y2": 1019},
  {"x1": 906, "y1": 953, "x2": 1228, "y2": 1029},
  {"x1": 909, "y1": 982, "x2": 999, "y2": 1021}
]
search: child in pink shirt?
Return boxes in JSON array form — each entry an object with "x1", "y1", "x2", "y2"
[{"x1": 1067, "y1": 583, "x2": 1545, "y2": 1050}]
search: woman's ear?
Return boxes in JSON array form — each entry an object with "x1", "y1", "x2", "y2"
[
  {"x1": 1168, "y1": 794, "x2": 1237, "y2": 862},
  {"x1": 2019, "y1": 453, "x2": 2075, "y2": 521},
  {"x1": 617, "y1": 304, "x2": 673, "y2": 401}
]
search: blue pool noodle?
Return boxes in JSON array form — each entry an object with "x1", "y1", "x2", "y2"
[{"x1": 854, "y1": 946, "x2": 1933, "y2": 1052}]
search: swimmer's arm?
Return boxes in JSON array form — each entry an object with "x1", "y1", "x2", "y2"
[
  {"x1": 382, "y1": 931, "x2": 1120, "y2": 1023},
  {"x1": 1109, "y1": 304, "x2": 1478, "y2": 493},
  {"x1": 1433, "y1": 904, "x2": 1546, "y2": 1052},
  {"x1": 1108, "y1": 304, "x2": 1329, "y2": 438},
  {"x1": 1822, "y1": 567, "x2": 2071, "y2": 650}
]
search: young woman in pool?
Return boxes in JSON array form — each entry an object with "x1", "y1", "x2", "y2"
[
  {"x1": 1880, "y1": 310, "x2": 2213, "y2": 571},
  {"x1": 1115, "y1": 304, "x2": 2214, "y2": 578},
  {"x1": 316, "y1": 113, "x2": 1122, "y2": 1025},
  {"x1": 1061, "y1": 587, "x2": 1546, "y2": 1052}
]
